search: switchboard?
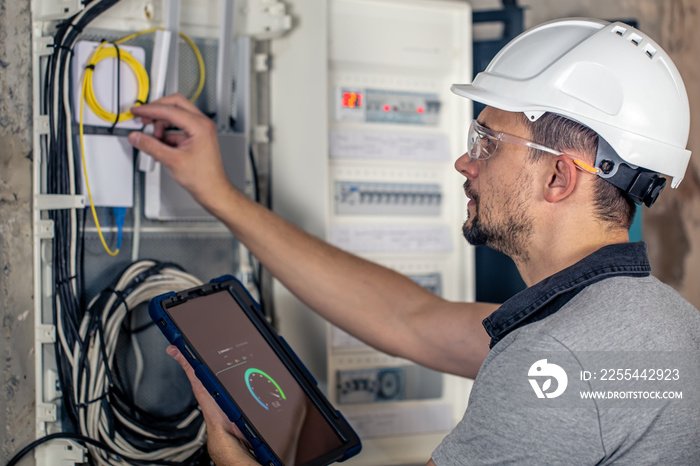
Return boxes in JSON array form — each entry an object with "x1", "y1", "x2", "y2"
[{"x1": 270, "y1": 1, "x2": 475, "y2": 464}]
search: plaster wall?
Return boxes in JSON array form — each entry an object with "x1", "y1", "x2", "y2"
[{"x1": 1, "y1": 0, "x2": 35, "y2": 464}]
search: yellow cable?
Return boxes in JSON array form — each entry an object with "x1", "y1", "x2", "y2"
[
  {"x1": 80, "y1": 42, "x2": 119, "y2": 256},
  {"x1": 84, "y1": 42, "x2": 150, "y2": 123},
  {"x1": 78, "y1": 30, "x2": 207, "y2": 255},
  {"x1": 113, "y1": 28, "x2": 206, "y2": 102},
  {"x1": 83, "y1": 29, "x2": 206, "y2": 124},
  {"x1": 176, "y1": 32, "x2": 206, "y2": 102}
]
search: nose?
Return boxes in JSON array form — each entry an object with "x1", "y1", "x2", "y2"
[{"x1": 454, "y1": 152, "x2": 479, "y2": 179}]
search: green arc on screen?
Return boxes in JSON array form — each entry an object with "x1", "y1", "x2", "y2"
[{"x1": 244, "y1": 367, "x2": 286, "y2": 410}]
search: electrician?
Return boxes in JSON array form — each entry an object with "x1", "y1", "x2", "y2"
[{"x1": 128, "y1": 18, "x2": 700, "y2": 465}]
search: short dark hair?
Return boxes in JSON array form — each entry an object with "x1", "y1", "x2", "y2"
[{"x1": 522, "y1": 113, "x2": 637, "y2": 229}]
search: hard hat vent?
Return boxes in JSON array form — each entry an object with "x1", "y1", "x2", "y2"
[
  {"x1": 644, "y1": 45, "x2": 657, "y2": 59},
  {"x1": 612, "y1": 25, "x2": 626, "y2": 36},
  {"x1": 612, "y1": 26, "x2": 656, "y2": 59},
  {"x1": 629, "y1": 33, "x2": 642, "y2": 46}
]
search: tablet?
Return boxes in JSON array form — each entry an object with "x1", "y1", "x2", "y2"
[{"x1": 148, "y1": 276, "x2": 361, "y2": 466}]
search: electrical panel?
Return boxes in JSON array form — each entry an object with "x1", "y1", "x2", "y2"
[
  {"x1": 336, "y1": 88, "x2": 441, "y2": 125},
  {"x1": 335, "y1": 180, "x2": 442, "y2": 216},
  {"x1": 28, "y1": 1, "x2": 473, "y2": 465},
  {"x1": 270, "y1": 1, "x2": 474, "y2": 464},
  {"x1": 28, "y1": 1, "x2": 292, "y2": 465}
]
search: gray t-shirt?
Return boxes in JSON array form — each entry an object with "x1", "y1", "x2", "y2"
[{"x1": 433, "y1": 275, "x2": 700, "y2": 465}]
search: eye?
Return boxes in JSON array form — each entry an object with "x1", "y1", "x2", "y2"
[{"x1": 482, "y1": 135, "x2": 498, "y2": 154}]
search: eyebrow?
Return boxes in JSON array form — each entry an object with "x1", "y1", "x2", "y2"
[{"x1": 476, "y1": 120, "x2": 493, "y2": 131}]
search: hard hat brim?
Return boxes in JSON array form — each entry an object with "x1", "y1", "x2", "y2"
[{"x1": 450, "y1": 83, "x2": 690, "y2": 188}]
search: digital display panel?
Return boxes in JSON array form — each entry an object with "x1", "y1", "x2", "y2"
[
  {"x1": 166, "y1": 290, "x2": 344, "y2": 465},
  {"x1": 341, "y1": 91, "x2": 363, "y2": 109}
]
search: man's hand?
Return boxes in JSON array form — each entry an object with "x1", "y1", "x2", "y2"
[
  {"x1": 166, "y1": 345, "x2": 258, "y2": 465},
  {"x1": 128, "y1": 93, "x2": 234, "y2": 211}
]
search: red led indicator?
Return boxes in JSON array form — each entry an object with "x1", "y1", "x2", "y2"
[
  {"x1": 416, "y1": 106, "x2": 425, "y2": 114},
  {"x1": 383, "y1": 104, "x2": 391, "y2": 112},
  {"x1": 341, "y1": 92, "x2": 363, "y2": 109}
]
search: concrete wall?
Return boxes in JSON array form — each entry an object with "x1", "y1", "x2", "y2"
[
  {"x1": 1, "y1": 0, "x2": 699, "y2": 464},
  {"x1": 0, "y1": 0, "x2": 35, "y2": 464}
]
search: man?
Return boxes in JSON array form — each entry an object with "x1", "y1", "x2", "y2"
[{"x1": 128, "y1": 18, "x2": 700, "y2": 465}]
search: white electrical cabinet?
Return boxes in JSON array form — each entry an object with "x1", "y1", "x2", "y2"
[
  {"x1": 270, "y1": 1, "x2": 474, "y2": 464},
  {"x1": 29, "y1": 1, "x2": 292, "y2": 464},
  {"x1": 29, "y1": 0, "x2": 473, "y2": 464}
]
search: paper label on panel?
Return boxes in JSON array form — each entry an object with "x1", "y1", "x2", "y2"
[
  {"x1": 328, "y1": 224, "x2": 453, "y2": 253},
  {"x1": 330, "y1": 130, "x2": 451, "y2": 161}
]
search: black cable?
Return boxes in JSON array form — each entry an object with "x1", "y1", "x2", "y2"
[
  {"x1": 45, "y1": 0, "x2": 122, "y2": 430},
  {"x1": 40, "y1": 0, "x2": 141, "y2": 452},
  {"x1": 109, "y1": 41, "x2": 121, "y2": 133},
  {"x1": 248, "y1": 145, "x2": 260, "y2": 203},
  {"x1": 246, "y1": 145, "x2": 264, "y2": 300},
  {"x1": 6, "y1": 432, "x2": 190, "y2": 466},
  {"x1": 42, "y1": 4, "x2": 207, "y2": 463}
]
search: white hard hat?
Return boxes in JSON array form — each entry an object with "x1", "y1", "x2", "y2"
[{"x1": 452, "y1": 18, "x2": 692, "y2": 206}]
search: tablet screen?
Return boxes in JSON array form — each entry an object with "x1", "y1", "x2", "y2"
[{"x1": 166, "y1": 290, "x2": 345, "y2": 465}]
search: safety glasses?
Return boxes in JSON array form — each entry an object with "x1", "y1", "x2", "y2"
[{"x1": 467, "y1": 120, "x2": 600, "y2": 174}]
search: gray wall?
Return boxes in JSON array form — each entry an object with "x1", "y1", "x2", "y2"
[
  {"x1": 2, "y1": 0, "x2": 699, "y2": 464},
  {"x1": 1, "y1": 0, "x2": 35, "y2": 464}
]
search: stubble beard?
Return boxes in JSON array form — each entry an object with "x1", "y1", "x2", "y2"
[{"x1": 461, "y1": 180, "x2": 533, "y2": 263}]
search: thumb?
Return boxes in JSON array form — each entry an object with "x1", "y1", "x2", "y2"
[
  {"x1": 128, "y1": 131, "x2": 177, "y2": 164},
  {"x1": 166, "y1": 345, "x2": 210, "y2": 399}
]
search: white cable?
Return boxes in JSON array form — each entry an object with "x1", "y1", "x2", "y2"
[
  {"x1": 56, "y1": 301, "x2": 76, "y2": 367},
  {"x1": 62, "y1": 53, "x2": 78, "y2": 289},
  {"x1": 72, "y1": 261, "x2": 207, "y2": 465},
  {"x1": 129, "y1": 311, "x2": 145, "y2": 400}
]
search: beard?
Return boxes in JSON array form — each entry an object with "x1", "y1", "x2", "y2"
[{"x1": 461, "y1": 180, "x2": 533, "y2": 262}]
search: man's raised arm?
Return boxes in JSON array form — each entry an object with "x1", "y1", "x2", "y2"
[{"x1": 128, "y1": 94, "x2": 494, "y2": 378}]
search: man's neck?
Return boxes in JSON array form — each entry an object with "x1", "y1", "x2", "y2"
[{"x1": 514, "y1": 226, "x2": 630, "y2": 287}]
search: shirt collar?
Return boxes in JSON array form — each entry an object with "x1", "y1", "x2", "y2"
[{"x1": 482, "y1": 242, "x2": 651, "y2": 348}]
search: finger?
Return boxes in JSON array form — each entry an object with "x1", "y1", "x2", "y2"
[
  {"x1": 133, "y1": 93, "x2": 201, "y2": 121},
  {"x1": 154, "y1": 119, "x2": 169, "y2": 139},
  {"x1": 150, "y1": 93, "x2": 201, "y2": 114},
  {"x1": 164, "y1": 132, "x2": 188, "y2": 147},
  {"x1": 166, "y1": 346, "x2": 194, "y2": 376},
  {"x1": 128, "y1": 131, "x2": 180, "y2": 163},
  {"x1": 166, "y1": 346, "x2": 210, "y2": 399},
  {"x1": 166, "y1": 346, "x2": 241, "y2": 432},
  {"x1": 130, "y1": 103, "x2": 198, "y2": 130}
]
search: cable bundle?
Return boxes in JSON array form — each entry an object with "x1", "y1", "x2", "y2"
[
  {"x1": 72, "y1": 260, "x2": 206, "y2": 465},
  {"x1": 44, "y1": 0, "x2": 122, "y2": 437},
  {"x1": 36, "y1": 1, "x2": 213, "y2": 462}
]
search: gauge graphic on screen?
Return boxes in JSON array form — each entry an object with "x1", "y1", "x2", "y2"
[{"x1": 245, "y1": 368, "x2": 287, "y2": 410}]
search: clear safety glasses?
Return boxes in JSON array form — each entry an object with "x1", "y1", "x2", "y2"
[{"x1": 467, "y1": 119, "x2": 600, "y2": 175}]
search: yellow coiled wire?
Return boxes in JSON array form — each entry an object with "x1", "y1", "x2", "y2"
[
  {"x1": 80, "y1": 29, "x2": 206, "y2": 256},
  {"x1": 83, "y1": 43, "x2": 150, "y2": 124}
]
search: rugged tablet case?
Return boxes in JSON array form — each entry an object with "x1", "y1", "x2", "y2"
[{"x1": 148, "y1": 275, "x2": 362, "y2": 466}]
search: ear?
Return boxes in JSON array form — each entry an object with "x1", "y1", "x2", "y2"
[{"x1": 543, "y1": 156, "x2": 578, "y2": 203}]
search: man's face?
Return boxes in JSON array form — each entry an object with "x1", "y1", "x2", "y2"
[{"x1": 456, "y1": 107, "x2": 537, "y2": 262}]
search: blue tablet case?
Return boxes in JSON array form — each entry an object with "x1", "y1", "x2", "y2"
[{"x1": 148, "y1": 275, "x2": 361, "y2": 466}]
